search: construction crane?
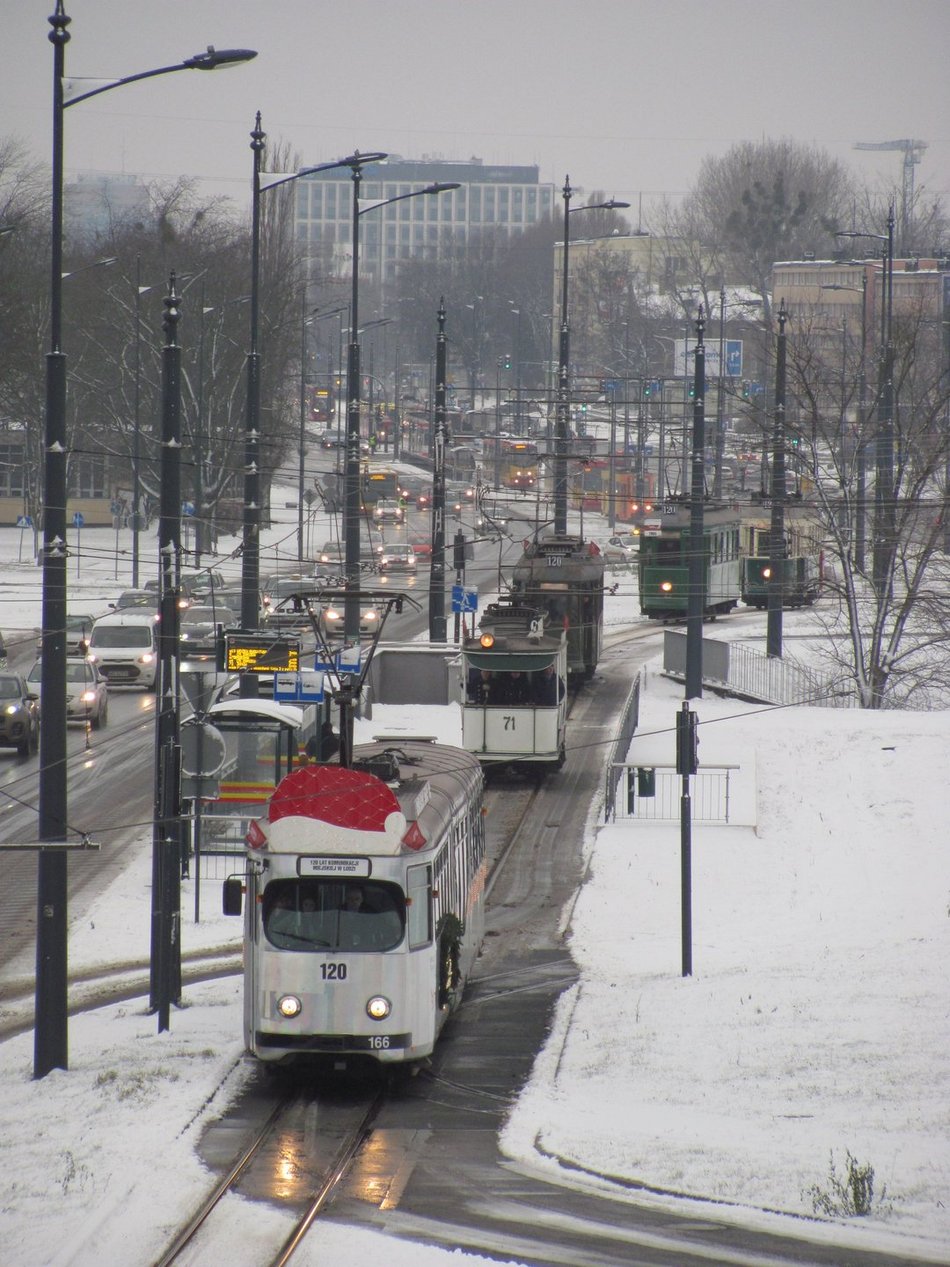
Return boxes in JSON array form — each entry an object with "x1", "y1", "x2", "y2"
[{"x1": 854, "y1": 139, "x2": 928, "y2": 252}]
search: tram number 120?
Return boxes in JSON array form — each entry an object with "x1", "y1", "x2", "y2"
[{"x1": 320, "y1": 963, "x2": 347, "y2": 980}]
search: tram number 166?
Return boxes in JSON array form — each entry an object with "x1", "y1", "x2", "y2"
[{"x1": 368, "y1": 1035, "x2": 391, "y2": 1050}]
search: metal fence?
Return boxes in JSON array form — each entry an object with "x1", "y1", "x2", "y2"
[
  {"x1": 663, "y1": 630, "x2": 857, "y2": 708},
  {"x1": 608, "y1": 764, "x2": 737, "y2": 823},
  {"x1": 603, "y1": 674, "x2": 641, "y2": 821}
]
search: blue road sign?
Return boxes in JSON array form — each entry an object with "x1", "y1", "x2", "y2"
[
  {"x1": 452, "y1": 584, "x2": 478, "y2": 614},
  {"x1": 725, "y1": 340, "x2": 743, "y2": 376},
  {"x1": 273, "y1": 669, "x2": 324, "y2": 703},
  {"x1": 16, "y1": 515, "x2": 33, "y2": 529},
  {"x1": 72, "y1": 511, "x2": 84, "y2": 528},
  {"x1": 182, "y1": 501, "x2": 195, "y2": 516}
]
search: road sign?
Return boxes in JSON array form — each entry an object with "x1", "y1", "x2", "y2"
[
  {"x1": 16, "y1": 515, "x2": 32, "y2": 529},
  {"x1": 72, "y1": 511, "x2": 84, "y2": 528},
  {"x1": 180, "y1": 721, "x2": 227, "y2": 779},
  {"x1": 273, "y1": 670, "x2": 325, "y2": 703},
  {"x1": 451, "y1": 584, "x2": 478, "y2": 614},
  {"x1": 181, "y1": 501, "x2": 195, "y2": 516},
  {"x1": 314, "y1": 645, "x2": 362, "y2": 674}
]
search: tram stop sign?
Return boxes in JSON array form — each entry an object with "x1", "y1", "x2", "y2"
[{"x1": 180, "y1": 721, "x2": 227, "y2": 779}]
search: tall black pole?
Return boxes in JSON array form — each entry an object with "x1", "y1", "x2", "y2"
[
  {"x1": 343, "y1": 161, "x2": 364, "y2": 647},
  {"x1": 554, "y1": 176, "x2": 572, "y2": 535},
  {"x1": 298, "y1": 289, "x2": 308, "y2": 563},
  {"x1": 855, "y1": 271, "x2": 869, "y2": 572},
  {"x1": 767, "y1": 301, "x2": 787, "y2": 658},
  {"x1": 685, "y1": 307, "x2": 706, "y2": 700},
  {"x1": 149, "y1": 278, "x2": 183, "y2": 1029},
  {"x1": 35, "y1": 0, "x2": 71, "y2": 1079},
  {"x1": 873, "y1": 208, "x2": 896, "y2": 600},
  {"x1": 714, "y1": 286, "x2": 725, "y2": 499},
  {"x1": 240, "y1": 113, "x2": 265, "y2": 697},
  {"x1": 429, "y1": 299, "x2": 448, "y2": 642}
]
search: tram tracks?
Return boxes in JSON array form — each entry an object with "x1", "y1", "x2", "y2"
[
  {"x1": 0, "y1": 944, "x2": 242, "y2": 1041},
  {"x1": 154, "y1": 1083, "x2": 387, "y2": 1267}
]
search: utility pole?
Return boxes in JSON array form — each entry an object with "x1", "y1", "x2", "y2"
[
  {"x1": 767, "y1": 301, "x2": 788, "y2": 658},
  {"x1": 685, "y1": 308, "x2": 706, "y2": 700},
  {"x1": 429, "y1": 299, "x2": 448, "y2": 642},
  {"x1": 150, "y1": 278, "x2": 184, "y2": 1030}
]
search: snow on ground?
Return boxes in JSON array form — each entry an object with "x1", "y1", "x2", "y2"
[{"x1": 0, "y1": 498, "x2": 948, "y2": 1264}]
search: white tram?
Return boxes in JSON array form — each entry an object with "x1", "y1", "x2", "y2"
[
  {"x1": 223, "y1": 740, "x2": 485, "y2": 1069},
  {"x1": 461, "y1": 600, "x2": 568, "y2": 776}
]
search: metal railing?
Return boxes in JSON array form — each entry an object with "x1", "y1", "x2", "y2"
[
  {"x1": 663, "y1": 630, "x2": 856, "y2": 708},
  {"x1": 608, "y1": 764, "x2": 738, "y2": 822},
  {"x1": 603, "y1": 674, "x2": 641, "y2": 821}
]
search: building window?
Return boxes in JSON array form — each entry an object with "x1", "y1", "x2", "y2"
[
  {"x1": 69, "y1": 454, "x2": 106, "y2": 498},
  {"x1": 0, "y1": 443, "x2": 24, "y2": 497}
]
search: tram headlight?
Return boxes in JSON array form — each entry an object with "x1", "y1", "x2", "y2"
[
  {"x1": 366, "y1": 995, "x2": 391, "y2": 1021},
  {"x1": 480, "y1": 632, "x2": 494, "y2": 648},
  {"x1": 277, "y1": 994, "x2": 302, "y2": 1019},
  {"x1": 660, "y1": 580, "x2": 673, "y2": 593},
  {"x1": 761, "y1": 566, "x2": 772, "y2": 579}
]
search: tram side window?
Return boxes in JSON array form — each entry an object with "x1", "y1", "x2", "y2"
[{"x1": 407, "y1": 864, "x2": 432, "y2": 948}]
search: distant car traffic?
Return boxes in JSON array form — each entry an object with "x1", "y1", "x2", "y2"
[
  {"x1": 600, "y1": 535, "x2": 638, "y2": 564},
  {"x1": 316, "y1": 540, "x2": 346, "y2": 568},
  {"x1": 320, "y1": 430, "x2": 346, "y2": 449},
  {"x1": 27, "y1": 657, "x2": 108, "y2": 729},
  {"x1": 180, "y1": 604, "x2": 236, "y2": 658},
  {"x1": 379, "y1": 543, "x2": 417, "y2": 573},
  {"x1": 322, "y1": 602, "x2": 380, "y2": 640},
  {"x1": 0, "y1": 672, "x2": 40, "y2": 756},
  {"x1": 111, "y1": 589, "x2": 154, "y2": 611},
  {"x1": 373, "y1": 498, "x2": 404, "y2": 524}
]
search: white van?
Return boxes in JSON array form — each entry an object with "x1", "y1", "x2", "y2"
[{"x1": 87, "y1": 610, "x2": 159, "y2": 689}]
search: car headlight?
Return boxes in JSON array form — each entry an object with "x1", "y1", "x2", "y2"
[
  {"x1": 5, "y1": 704, "x2": 21, "y2": 716},
  {"x1": 80, "y1": 690, "x2": 97, "y2": 704},
  {"x1": 277, "y1": 994, "x2": 302, "y2": 1019},
  {"x1": 366, "y1": 995, "x2": 391, "y2": 1021},
  {"x1": 139, "y1": 652, "x2": 156, "y2": 665}
]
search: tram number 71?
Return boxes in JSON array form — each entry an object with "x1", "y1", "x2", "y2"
[{"x1": 503, "y1": 715, "x2": 516, "y2": 730}]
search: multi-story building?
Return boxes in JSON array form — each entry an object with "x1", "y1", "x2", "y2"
[{"x1": 297, "y1": 156, "x2": 555, "y2": 289}]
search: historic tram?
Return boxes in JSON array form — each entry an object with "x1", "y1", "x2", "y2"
[
  {"x1": 223, "y1": 740, "x2": 485, "y2": 1070},
  {"x1": 510, "y1": 534, "x2": 604, "y2": 679},
  {"x1": 638, "y1": 501, "x2": 742, "y2": 620},
  {"x1": 461, "y1": 599, "x2": 568, "y2": 776},
  {"x1": 739, "y1": 516, "x2": 822, "y2": 609}
]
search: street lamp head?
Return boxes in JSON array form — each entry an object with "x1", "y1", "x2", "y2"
[
  {"x1": 423, "y1": 182, "x2": 461, "y2": 195},
  {"x1": 183, "y1": 46, "x2": 258, "y2": 70}
]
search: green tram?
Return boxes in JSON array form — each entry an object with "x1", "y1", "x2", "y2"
[
  {"x1": 510, "y1": 534, "x2": 604, "y2": 679},
  {"x1": 741, "y1": 555, "x2": 820, "y2": 609},
  {"x1": 639, "y1": 502, "x2": 741, "y2": 621}
]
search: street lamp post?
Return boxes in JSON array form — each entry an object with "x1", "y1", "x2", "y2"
[
  {"x1": 554, "y1": 177, "x2": 630, "y2": 534},
  {"x1": 299, "y1": 303, "x2": 347, "y2": 562},
  {"x1": 131, "y1": 257, "x2": 156, "y2": 587},
  {"x1": 241, "y1": 128, "x2": 369, "y2": 690},
  {"x1": 430, "y1": 299, "x2": 449, "y2": 642},
  {"x1": 685, "y1": 307, "x2": 706, "y2": 700},
  {"x1": 36, "y1": 0, "x2": 254, "y2": 1079},
  {"x1": 342, "y1": 173, "x2": 459, "y2": 643},
  {"x1": 837, "y1": 212, "x2": 895, "y2": 597},
  {"x1": 150, "y1": 277, "x2": 183, "y2": 1029},
  {"x1": 767, "y1": 301, "x2": 788, "y2": 659},
  {"x1": 821, "y1": 274, "x2": 870, "y2": 570}
]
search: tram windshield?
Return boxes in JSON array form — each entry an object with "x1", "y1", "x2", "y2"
[{"x1": 263, "y1": 880, "x2": 404, "y2": 953}]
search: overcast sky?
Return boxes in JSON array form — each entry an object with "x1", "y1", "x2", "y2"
[{"x1": 5, "y1": 0, "x2": 948, "y2": 228}]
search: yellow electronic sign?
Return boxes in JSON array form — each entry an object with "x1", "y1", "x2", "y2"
[{"x1": 224, "y1": 635, "x2": 300, "y2": 674}]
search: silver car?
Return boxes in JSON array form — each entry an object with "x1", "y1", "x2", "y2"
[{"x1": 27, "y1": 657, "x2": 108, "y2": 729}]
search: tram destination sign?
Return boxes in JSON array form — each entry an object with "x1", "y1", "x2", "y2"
[{"x1": 225, "y1": 633, "x2": 300, "y2": 674}]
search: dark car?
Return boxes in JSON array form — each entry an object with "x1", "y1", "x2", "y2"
[{"x1": 0, "y1": 672, "x2": 40, "y2": 757}]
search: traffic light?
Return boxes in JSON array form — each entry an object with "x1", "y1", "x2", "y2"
[
  {"x1": 675, "y1": 705, "x2": 699, "y2": 776},
  {"x1": 642, "y1": 381, "x2": 651, "y2": 399},
  {"x1": 687, "y1": 382, "x2": 696, "y2": 399},
  {"x1": 741, "y1": 380, "x2": 751, "y2": 398},
  {"x1": 504, "y1": 353, "x2": 512, "y2": 371}
]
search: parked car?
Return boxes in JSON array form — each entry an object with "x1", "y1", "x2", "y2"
[
  {"x1": 0, "y1": 672, "x2": 40, "y2": 757},
  {"x1": 379, "y1": 543, "x2": 417, "y2": 573},
  {"x1": 26, "y1": 657, "x2": 108, "y2": 729}
]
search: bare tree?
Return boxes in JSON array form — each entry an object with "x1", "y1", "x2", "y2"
[{"x1": 785, "y1": 299, "x2": 950, "y2": 707}]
